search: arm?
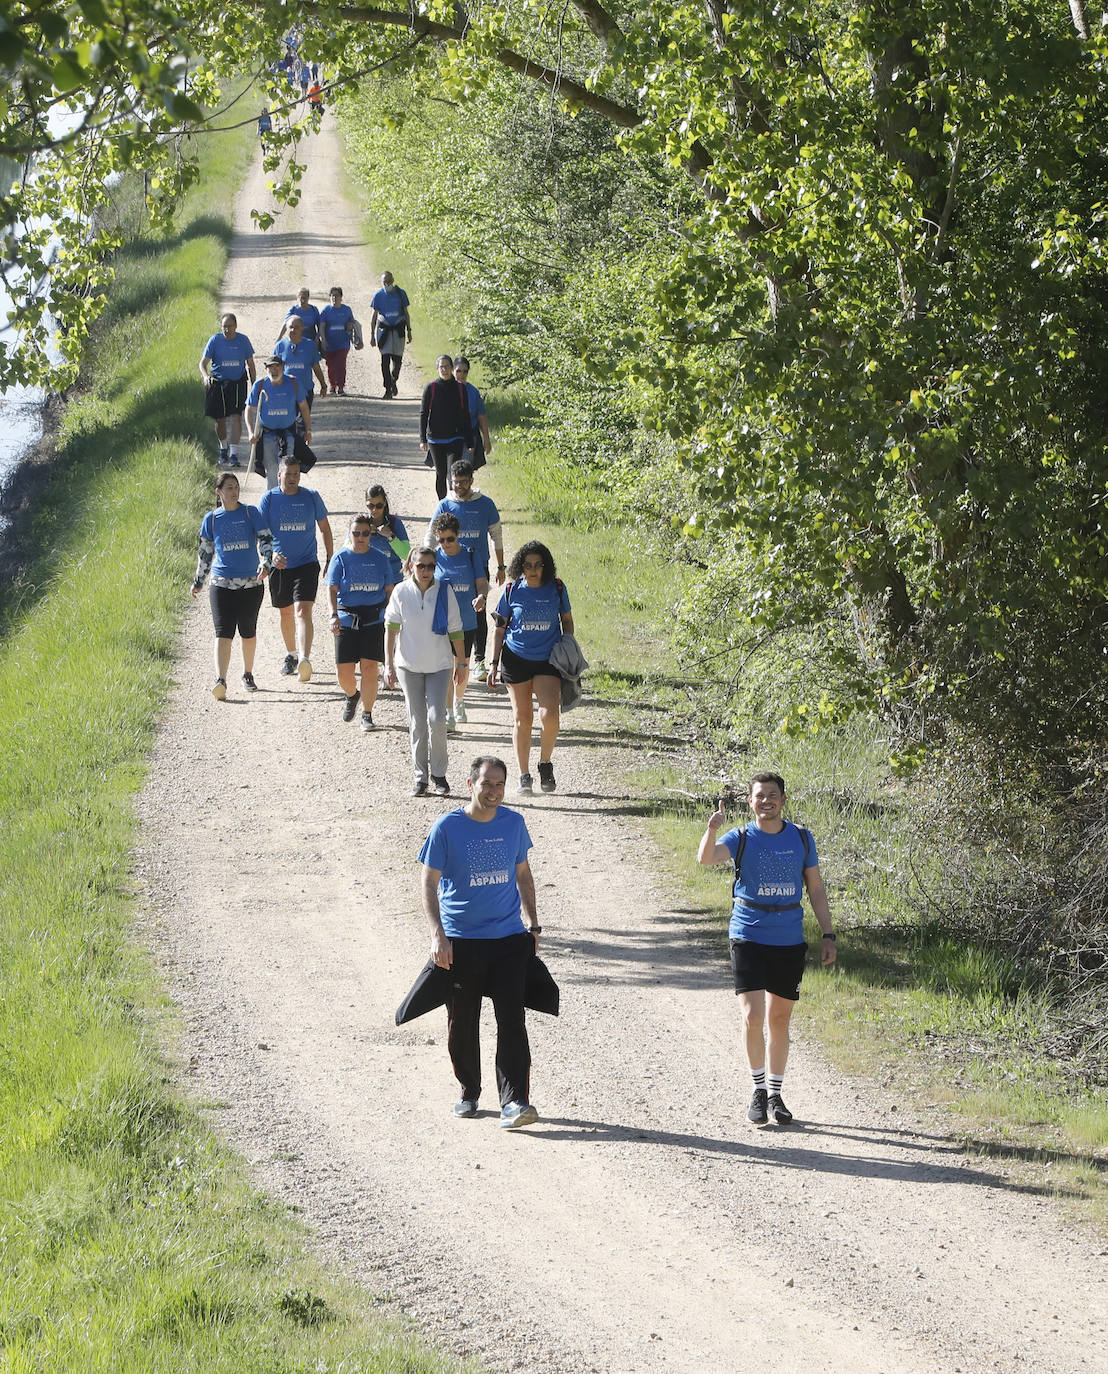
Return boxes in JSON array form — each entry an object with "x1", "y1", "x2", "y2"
[
  {"x1": 369, "y1": 308, "x2": 379, "y2": 344},
  {"x1": 312, "y1": 362, "x2": 327, "y2": 394},
  {"x1": 560, "y1": 612, "x2": 575, "y2": 634},
  {"x1": 299, "y1": 398, "x2": 312, "y2": 440},
  {"x1": 419, "y1": 385, "x2": 430, "y2": 448},
  {"x1": 256, "y1": 527, "x2": 273, "y2": 578},
  {"x1": 804, "y1": 865, "x2": 837, "y2": 965},
  {"x1": 473, "y1": 573, "x2": 489, "y2": 614},
  {"x1": 191, "y1": 537, "x2": 214, "y2": 595},
  {"x1": 385, "y1": 622, "x2": 400, "y2": 687},
  {"x1": 199, "y1": 353, "x2": 212, "y2": 384},
  {"x1": 486, "y1": 621, "x2": 506, "y2": 690},
  {"x1": 697, "y1": 801, "x2": 733, "y2": 866},
  {"x1": 479, "y1": 413, "x2": 492, "y2": 454},
  {"x1": 246, "y1": 356, "x2": 257, "y2": 384},
  {"x1": 318, "y1": 518, "x2": 334, "y2": 567},
  {"x1": 328, "y1": 569, "x2": 341, "y2": 635},
  {"x1": 517, "y1": 858, "x2": 538, "y2": 935},
  {"x1": 421, "y1": 865, "x2": 452, "y2": 968},
  {"x1": 403, "y1": 302, "x2": 412, "y2": 341},
  {"x1": 487, "y1": 520, "x2": 505, "y2": 583},
  {"x1": 245, "y1": 403, "x2": 259, "y2": 443}
]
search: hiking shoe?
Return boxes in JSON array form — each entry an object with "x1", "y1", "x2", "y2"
[
  {"x1": 472, "y1": 659, "x2": 488, "y2": 682},
  {"x1": 226, "y1": 454, "x2": 241, "y2": 469},
  {"x1": 446, "y1": 712, "x2": 457, "y2": 733},
  {"x1": 341, "y1": 690, "x2": 360, "y2": 723},
  {"x1": 280, "y1": 653, "x2": 297, "y2": 676},
  {"x1": 411, "y1": 778, "x2": 429, "y2": 797},
  {"x1": 431, "y1": 775, "x2": 450, "y2": 796},
  {"x1": 218, "y1": 446, "x2": 229, "y2": 464},
  {"x1": 360, "y1": 710, "x2": 376, "y2": 732},
  {"x1": 297, "y1": 658, "x2": 312, "y2": 682},
  {"x1": 453, "y1": 1097, "x2": 478, "y2": 1118},
  {"x1": 517, "y1": 773, "x2": 534, "y2": 795},
  {"x1": 537, "y1": 761, "x2": 556, "y2": 793},
  {"x1": 211, "y1": 677, "x2": 227, "y2": 701},
  {"x1": 768, "y1": 1093, "x2": 793, "y2": 1125},
  {"x1": 453, "y1": 699, "x2": 468, "y2": 724},
  {"x1": 747, "y1": 1088, "x2": 769, "y2": 1126},
  {"x1": 241, "y1": 672, "x2": 258, "y2": 692},
  {"x1": 499, "y1": 1102, "x2": 538, "y2": 1130}
]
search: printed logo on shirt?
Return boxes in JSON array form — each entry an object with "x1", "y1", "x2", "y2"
[
  {"x1": 348, "y1": 579, "x2": 384, "y2": 594},
  {"x1": 520, "y1": 618, "x2": 553, "y2": 631},
  {"x1": 223, "y1": 540, "x2": 251, "y2": 552},
  {"x1": 279, "y1": 519, "x2": 309, "y2": 532},
  {"x1": 467, "y1": 834, "x2": 512, "y2": 890}
]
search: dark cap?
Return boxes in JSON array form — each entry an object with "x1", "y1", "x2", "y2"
[{"x1": 265, "y1": 353, "x2": 283, "y2": 366}]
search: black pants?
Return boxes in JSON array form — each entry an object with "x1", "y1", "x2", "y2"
[
  {"x1": 380, "y1": 352, "x2": 402, "y2": 389},
  {"x1": 447, "y1": 931, "x2": 532, "y2": 1107},
  {"x1": 431, "y1": 439, "x2": 466, "y2": 499}
]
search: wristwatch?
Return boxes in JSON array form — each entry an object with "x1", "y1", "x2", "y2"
[{"x1": 529, "y1": 925, "x2": 542, "y2": 934}]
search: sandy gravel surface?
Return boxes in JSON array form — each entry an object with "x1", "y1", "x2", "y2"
[{"x1": 136, "y1": 120, "x2": 1108, "y2": 1373}]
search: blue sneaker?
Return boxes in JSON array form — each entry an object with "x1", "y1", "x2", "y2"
[
  {"x1": 453, "y1": 1098, "x2": 478, "y2": 1118},
  {"x1": 499, "y1": 1102, "x2": 538, "y2": 1130}
]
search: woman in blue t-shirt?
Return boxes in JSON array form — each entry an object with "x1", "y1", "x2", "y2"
[
  {"x1": 326, "y1": 514, "x2": 397, "y2": 732},
  {"x1": 431, "y1": 512, "x2": 488, "y2": 731},
  {"x1": 363, "y1": 482, "x2": 411, "y2": 574},
  {"x1": 488, "y1": 540, "x2": 573, "y2": 796},
  {"x1": 319, "y1": 285, "x2": 354, "y2": 395},
  {"x1": 190, "y1": 472, "x2": 273, "y2": 699}
]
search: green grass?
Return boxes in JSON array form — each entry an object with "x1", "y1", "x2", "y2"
[{"x1": 0, "y1": 106, "x2": 474, "y2": 1373}]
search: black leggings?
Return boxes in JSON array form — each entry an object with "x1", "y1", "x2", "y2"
[{"x1": 430, "y1": 439, "x2": 466, "y2": 499}]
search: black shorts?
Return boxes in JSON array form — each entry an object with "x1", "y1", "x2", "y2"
[
  {"x1": 269, "y1": 562, "x2": 320, "y2": 608},
  {"x1": 335, "y1": 619, "x2": 386, "y2": 664},
  {"x1": 204, "y1": 376, "x2": 248, "y2": 419},
  {"x1": 462, "y1": 627, "x2": 476, "y2": 657},
  {"x1": 210, "y1": 583, "x2": 264, "y2": 639},
  {"x1": 730, "y1": 940, "x2": 808, "y2": 1001},
  {"x1": 499, "y1": 643, "x2": 560, "y2": 684}
]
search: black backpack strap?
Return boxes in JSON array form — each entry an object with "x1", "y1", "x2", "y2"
[{"x1": 730, "y1": 828, "x2": 748, "y2": 902}]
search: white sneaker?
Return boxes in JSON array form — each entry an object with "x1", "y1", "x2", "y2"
[
  {"x1": 446, "y1": 712, "x2": 457, "y2": 733},
  {"x1": 472, "y1": 659, "x2": 488, "y2": 682},
  {"x1": 297, "y1": 658, "x2": 312, "y2": 682},
  {"x1": 453, "y1": 699, "x2": 468, "y2": 724}
]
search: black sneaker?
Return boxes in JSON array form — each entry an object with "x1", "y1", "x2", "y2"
[
  {"x1": 747, "y1": 1088, "x2": 769, "y2": 1126},
  {"x1": 411, "y1": 778, "x2": 429, "y2": 797},
  {"x1": 359, "y1": 710, "x2": 376, "y2": 732},
  {"x1": 537, "y1": 761, "x2": 556, "y2": 793},
  {"x1": 767, "y1": 1093, "x2": 793, "y2": 1125},
  {"x1": 341, "y1": 690, "x2": 360, "y2": 723},
  {"x1": 280, "y1": 653, "x2": 297, "y2": 676},
  {"x1": 517, "y1": 773, "x2": 534, "y2": 796},
  {"x1": 241, "y1": 672, "x2": 258, "y2": 692},
  {"x1": 431, "y1": 775, "x2": 450, "y2": 796}
]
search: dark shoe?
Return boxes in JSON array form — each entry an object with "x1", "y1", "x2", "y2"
[
  {"x1": 537, "y1": 760, "x2": 556, "y2": 793},
  {"x1": 341, "y1": 690, "x2": 360, "y2": 723},
  {"x1": 218, "y1": 446, "x2": 229, "y2": 464},
  {"x1": 453, "y1": 1097, "x2": 478, "y2": 1118},
  {"x1": 499, "y1": 1102, "x2": 538, "y2": 1130},
  {"x1": 431, "y1": 775, "x2": 450, "y2": 796},
  {"x1": 768, "y1": 1093, "x2": 793, "y2": 1125},
  {"x1": 241, "y1": 671, "x2": 258, "y2": 692},
  {"x1": 411, "y1": 778, "x2": 429, "y2": 796},
  {"x1": 747, "y1": 1088, "x2": 769, "y2": 1126},
  {"x1": 359, "y1": 710, "x2": 376, "y2": 732},
  {"x1": 381, "y1": 389, "x2": 393, "y2": 399},
  {"x1": 280, "y1": 653, "x2": 297, "y2": 676},
  {"x1": 517, "y1": 773, "x2": 534, "y2": 796}
]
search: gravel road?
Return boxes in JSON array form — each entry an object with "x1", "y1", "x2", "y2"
[{"x1": 136, "y1": 118, "x2": 1108, "y2": 1373}]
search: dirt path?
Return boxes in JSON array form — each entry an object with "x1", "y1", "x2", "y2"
[{"x1": 137, "y1": 121, "x2": 1107, "y2": 1373}]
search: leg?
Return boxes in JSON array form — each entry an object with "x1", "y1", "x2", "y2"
[
  {"x1": 214, "y1": 637, "x2": 233, "y2": 679},
  {"x1": 506, "y1": 679, "x2": 535, "y2": 777},
  {"x1": 737, "y1": 990, "x2": 767, "y2": 1071},
  {"x1": 336, "y1": 662, "x2": 357, "y2": 696},
  {"x1": 454, "y1": 661, "x2": 470, "y2": 708},
  {"x1": 485, "y1": 933, "x2": 533, "y2": 1108},
  {"x1": 360, "y1": 657, "x2": 380, "y2": 710},
  {"x1": 241, "y1": 637, "x2": 257, "y2": 673},
  {"x1": 213, "y1": 416, "x2": 228, "y2": 445},
  {"x1": 238, "y1": 585, "x2": 264, "y2": 674},
  {"x1": 532, "y1": 673, "x2": 561, "y2": 764},
  {"x1": 262, "y1": 432, "x2": 281, "y2": 488},
  {"x1": 293, "y1": 599, "x2": 314, "y2": 662},
  {"x1": 426, "y1": 667, "x2": 450, "y2": 777},
  {"x1": 446, "y1": 939, "x2": 487, "y2": 1101},
  {"x1": 474, "y1": 605, "x2": 489, "y2": 663},
  {"x1": 226, "y1": 412, "x2": 243, "y2": 446},
  {"x1": 433, "y1": 445, "x2": 450, "y2": 500},
  {"x1": 397, "y1": 668, "x2": 430, "y2": 781},
  {"x1": 766, "y1": 993, "x2": 796, "y2": 1076},
  {"x1": 390, "y1": 353, "x2": 402, "y2": 387},
  {"x1": 278, "y1": 603, "x2": 296, "y2": 654},
  {"x1": 380, "y1": 351, "x2": 392, "y2": 392}
]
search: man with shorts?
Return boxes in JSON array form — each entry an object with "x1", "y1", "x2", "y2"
[
  {"x1": 419, "y1": 755, "x2": 543, "y2": 1129},
  {"x1": 369, "y1": 270, "x2": 412, "y2": 397},
  {"x1": 245, "y1": 354, "x2": 312, "y2": 488},
  {"x1": 199, "y1": 313, "x2": 256, "y2": 467},
  {"x1": 423, "y1": 458, "x2": 504, "y2": 681},
  {"x1": 258, "y1": 455, "x2": 333, "y2": 681},
  {"x1": 698, "y1": 771, "x2": 836, "y2": 1126}
]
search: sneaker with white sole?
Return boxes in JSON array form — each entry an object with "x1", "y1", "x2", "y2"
[
  {"x1": 472, "y1": 659, "x2": 488, "y2": 682},
  {"x1": 280, "y1": 653, "x2": 297, "y2": 676},
  {"x1": 446, "y1": 712, "x2": 457, "y2": 733},
  {"x1": 453, "y1": 1097, "x2": 478, "y2": 1118},
  {"x1": 453, "y1": 699, "x2": 468, "y2": 724},
  {"x1": 747, "y1": 1088, "x2": 769, "y2": 1126},
  {"x1": 499, "y1": 1102, "x2": 538, "y2": 1130},
  {"x1": 211, "y1": 677, "x2": 227, "y2": 701},
  {"x1": 297, "y1": 658, "x2": 312, "y2": 682},
  {"x1": 241, "y1": 672, "x2": 258, "y2": 692},
  {"x1": 411, "y1": 778, "x2": 429, "y2": 796},
  {"x1": 767, "y1": 1093, "x2": 794, "y2": 1125},
  {"x1": 341, "y1": 691, "x2": 360, "y2": 723},
  {"x1": 537, "y1": 761, "x2": 556, "y2": 793},
  {"x1": 517, "y1": 773, "x2": 534, "y2": 795},
  {"x1": 431, "y1": 775, "x2": 450, "y2": 796},
  {"x1": 360, "y1": 710, "x2": 376, "y2": 732}
]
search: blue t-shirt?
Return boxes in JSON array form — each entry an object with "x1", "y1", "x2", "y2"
[
  {"x1": 203, "y1": 332, "x2": 255, "y2": 381},
  {"x1": 435, "y1": 546, "x2": 481, "y2": 631},
  {"x1": 286, "y1": 302, "x2": 321, "y2": 334},
  {"x1": 258, "y1": 486, "x2": 328, "y2": 569},
  {"x1": 273, "y1": 336, "x2": 321, "y2": 395},
  {"x1": 462, "y1": 381, "x2": 485, "y2": 427},
  {"x1": 722, "y1": 821, "x2": 818, "y2": 944},
  {"x1": 418, "y1": 806, "x2": 533, "y2": 939},
  {"x1": 495, "y1": 579, "x2": 571, "y2": 661},
  {"x1": 325, "y1": 547, "x2": 395, "y2": 626},
  {"x1": 319, "y1": 303, "x2": 354, "y2": 351},
  {"x1": 246, "y1": 374, "x2": 301, "y2": 429},
  {"x1": 370, "y1": 286, "x2": 409, "y2": 325},
  {"x1": 430, "y1": 494, "x2": 499, "y2": 560},
  {"x1": 200, "y1": 504, "x2": 268, "y2": 581}
]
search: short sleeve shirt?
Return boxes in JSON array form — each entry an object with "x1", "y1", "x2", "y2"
[
  {"x1": 258, "y1": 486, "x2": 328, "y2": 568},
  {"x1": 204, "y1": 332, "x2": 254, "y2": 381},
  {"x1": 495, "y1": 580, "x2": 571, "y2": 661},
  {"x1": 200, "y1": 504, "x2": 268, "y2": 581},
  {"x1": 418, "y1": 806, "x2": 533, "y2": 939},
  {"x1": 721, "y1": 821, "x2": 817, "y2": 944}
]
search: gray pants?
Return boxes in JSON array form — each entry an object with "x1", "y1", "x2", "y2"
[
  {"x1": 260, "y1": 429, "x2": 294, "y2": 488},
  {"x1": 397, "y1": 666, "x2": 450, "y2": 781}
]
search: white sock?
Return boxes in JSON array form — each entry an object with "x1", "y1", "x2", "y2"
[
  {"x1": 768, "y1": 1072, "x2": 784, "y2": 1096},
  {"x1": 751, "y1": 1066, "x2": 766, "y2": 1091}
]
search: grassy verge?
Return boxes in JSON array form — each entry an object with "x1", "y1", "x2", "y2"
[
  {"x1": 0, "y1": 115, "x2": 473, "y2": 1371},
  {"x1": 336, "y1": 119, "x2": 1108, "y2": 1227}
]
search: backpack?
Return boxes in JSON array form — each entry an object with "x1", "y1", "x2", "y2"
[{"x1": 731, "y1": 822, "x2": 812, "y2": 911}]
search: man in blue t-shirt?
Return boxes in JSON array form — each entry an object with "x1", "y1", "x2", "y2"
[
  {"x1": 369, "y1": 270, "x2": 412, "y2": 397},
  {"x1": 418, "y1": 755, "x2": 543, "y2": 1130},
  {"x1": 698, "y1": 770, "x2": 836, "y2": 1127},
  {"x1": 245, "y1": 355, "x2": 313, "y2": 489},
  {"x1": 257, "y1": 454, "x2": 333, "y2": 682},
  {"x1": 199, "y1": 313, "x2": 256, "y2": 468},
  {"x1": 273, "y1": 315, "x2": 327, "y2": 421},
  {"x1": 277, "y1": 287, "x2": 322, "y2": 343}
]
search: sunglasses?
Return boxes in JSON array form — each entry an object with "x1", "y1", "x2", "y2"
[
  {"x1": 415, "y1": 562, "x2": 436, "y2": 571},
  {"x1": 351, "y1": 529, "x2": 372, "y2": 538},
  {"x1": 438, "y1": 534, "x2": 458, "y2": 543},
  {"x1": 367, "y1": 501, "x2": 385, "y2": 509}
]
